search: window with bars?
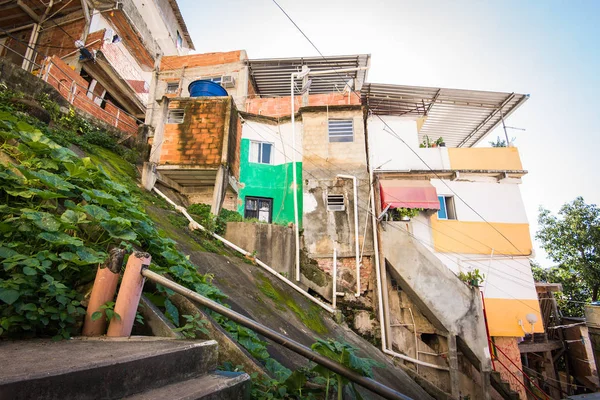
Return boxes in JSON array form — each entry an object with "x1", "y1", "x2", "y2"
[
  {"x1": 327, "y1": 194, "x2": 345, "y2": 211},
  {"x1": 167, "y1": 109, "x2": 185, "y2": 124},
  {"x1": 328, "y1": 119, "x2": 354, "y2": 142},
  {"x1": 166, "y1": 82, "x2": 179, "y2": 94},
  {"x1": 249, "y1": 141, "x2": 273, "y2": 164}
]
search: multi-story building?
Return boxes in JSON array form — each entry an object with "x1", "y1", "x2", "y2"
[
  {"x1": 0, "y1": 0, "x2": 194, "y2": 134},
  {"x1": 143, "y1": 49, "x2": 542, "y2": 399}
]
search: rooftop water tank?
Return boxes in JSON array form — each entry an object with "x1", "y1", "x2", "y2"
[{"x1": 188, "y1": 80, "x2": 228, "y2": 97}]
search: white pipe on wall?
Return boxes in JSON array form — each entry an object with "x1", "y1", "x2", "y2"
[
  {"x1": 332, "y1": 248, "x2": 337, "y2": 309},
  {"x1": 337, "y1": 174, "x2": 361, "y2": 296}
]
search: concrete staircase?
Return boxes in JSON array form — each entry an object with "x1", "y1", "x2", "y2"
[
  {"x1": 0, "y1": 337, "x2": 250, "y2": 400},
  {"x1": 491, "y1": 371, "x2": 521, "y2": 400}
]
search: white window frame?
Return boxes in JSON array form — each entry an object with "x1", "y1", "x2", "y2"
[
  {"x1": 249, "y1": 141, "x2": 274, "y2": 165},
  {"x1": 167, "y1": 109, "x2": 185, "y2": 124},
  {"x1": 328, "y1": 119, "x2": 354, "y2": 143},
  {"x1": 437, "y1": 195, "x2": 457, "y2": 220},
  {"x1": 165, "y1": 82, "x2": 179, "y2": 94},
  {"x1": 202, "y1": 76, "x2": 222, "y2": 84}
]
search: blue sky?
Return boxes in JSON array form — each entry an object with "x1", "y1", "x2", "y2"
[{"x1": 178, "y1": 0, "x2": 600, "y2": 266}]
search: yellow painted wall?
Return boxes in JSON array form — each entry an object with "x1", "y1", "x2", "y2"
[
  {"x1": 448, "y1": 147, "x2": 523, "y2": 171},
  {"x1": 485, "y1": 298, "x2": 543, "y2": 337},
  {"x1": 430, "y1": 217, "x2": 532, "y2": 255}
]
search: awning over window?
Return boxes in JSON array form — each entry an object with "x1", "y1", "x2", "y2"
[{"x1": 380, "y1": 180, "x2": 440, "y2": 210}]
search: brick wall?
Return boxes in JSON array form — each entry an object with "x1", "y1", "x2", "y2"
[
  {"x1": 494, "y1": 337, "x2": 527, "y2": 399},
  {"x1": 159, "y1": 98, "x2": 230, "y2": 166},
  {"x1": 160, "y1": 50, "x2": 243, "y2": 71},
  {"x1": 36, "y1": 14, "x2": 86, "y2": 64},
  {"x1": 43, "y1": 56, "x2": 138, "y2": 135},
  {"x1": 246, "y1": 93, "x2": 361, "y2": 118},
  {"x1": 316, "y1": 256, "x2": 372, "y2": 294}
]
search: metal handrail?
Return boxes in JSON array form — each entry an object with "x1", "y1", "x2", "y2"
[{"x1": 141, "y1": 268, "x2": 412, "y2": 400}]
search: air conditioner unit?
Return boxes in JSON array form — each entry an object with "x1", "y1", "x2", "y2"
[{"x1": 222, "y1": 75, "x2": 235, "y2": 88}]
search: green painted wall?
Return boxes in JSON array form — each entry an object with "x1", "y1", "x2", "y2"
[{"x1": 238, "y1": 138, "x2": 303, "y2": 227}]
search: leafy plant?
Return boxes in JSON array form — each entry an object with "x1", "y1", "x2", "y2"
[
  {"x1": 458, "y1": 269, "x2": 485, "y2": 287},
  {"x1": 188, "y1": 203, "x2": 243, "y2": 235},
  {"x1": 311, "y1": 339, "x2": 382, "y2": 400},
  {"x1": 389, "y1": 207, "x2": 422, "y2": 221},
  {"x1": 173, "y1": 313, "x2": 210, "y2": 338},
  {"x1": 91, "y1": 301, "x2": 121, "y2": 323},
  {"x1": 489, "y1": 136, "x2": 507, "y2": 147}
]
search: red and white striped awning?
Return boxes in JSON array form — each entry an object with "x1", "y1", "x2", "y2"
[{"x1": 380, "y1": 180, "x2": 440, "y2": 210}]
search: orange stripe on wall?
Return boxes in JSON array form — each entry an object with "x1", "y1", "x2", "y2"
[
  {"x1": 484, "y1": 298, "x2": 543, "y2": 337},
  {"x1": 430, "y1": 217, "x2": 532, "y2": 255},
  {"x1": 448, "y1": 147, "x2": 523, "y2": 171}
]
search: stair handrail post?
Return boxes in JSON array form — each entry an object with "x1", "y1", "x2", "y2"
[{"x1": 107, "y1": 252, "x2": 151, "y2": 337}]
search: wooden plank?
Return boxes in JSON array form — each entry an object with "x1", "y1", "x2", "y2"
[{"x1": 518, "y1": 340, "x2": 562, "y2": 353}]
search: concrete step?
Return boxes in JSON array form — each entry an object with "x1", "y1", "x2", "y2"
[
  {"x1": 0, "y1": 337, "x2": 219, "y2": 400},
  {"x1": 122, "y1": 371, "x2": 251, "y2": 400}
]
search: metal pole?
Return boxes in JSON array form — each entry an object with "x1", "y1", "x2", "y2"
[
  {"x1": 141, "y1": 268, "x2": 412, "y2": 400},
  {"x1": 332, "y1": 248, "x2": 337, "y2": 309},
  {"x1": 291, "y1": 72, "x2": 301, "y2": 281}
]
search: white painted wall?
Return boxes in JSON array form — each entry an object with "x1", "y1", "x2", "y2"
[
  {"x1": 367, "y1": 115, "x2": 451, "y2": 171},
  {"x1": 131, "y1": 0, "x2": 190, "y2": 55},
  {"x1": 242, "y1": 120, "x2": 302, "y2": 166},
  {"x1": 430, "y1": 179, "x2": 529, "y2": 224}
]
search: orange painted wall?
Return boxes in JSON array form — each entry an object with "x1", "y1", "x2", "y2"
[
  {"x1": 448, "y1": 147, "x2": 523, "y2": 171},
  {"x1": 485, "y1": 298, "x2": 543, "y2": 337},
  {"x1": 430, "y1": 217, "x2": 532, "y2": 256}
]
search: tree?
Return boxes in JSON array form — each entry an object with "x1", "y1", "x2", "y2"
[
  {"x1": 536, "y1": 197, "x2": 600, "y2": 304},
  {"x1": 531, "y1": 260, "x2": 591, "y2": 317}
]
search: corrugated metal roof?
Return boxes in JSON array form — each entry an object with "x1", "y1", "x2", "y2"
[
  {"x1": 247, "y1": 54, "x2": 370, "y2": 97},
  {"x1": 362, "y1": 83, "x2": 529, "y2": 148}
]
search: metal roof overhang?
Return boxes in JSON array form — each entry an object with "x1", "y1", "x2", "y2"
[
  {"x1": 247, "y1": 54, "x2": 370, "y2": 97},
  {"x1": 362, "y1": 83, "x2": 529, "y2": 148}
]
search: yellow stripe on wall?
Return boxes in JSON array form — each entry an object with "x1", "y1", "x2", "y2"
[
  {"x1": 484, "y1": 298, "x2": 543, "y2": 337},
  {"x1": 431, "y1": 217, "x2": 532, "y2": 255},
  {"x1": 448, "y1": 147, "x2": 523, "y2": 171}
]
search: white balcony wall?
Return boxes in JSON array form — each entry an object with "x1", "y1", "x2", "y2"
[
  {"x1": 367, "y1": 115, "x2": 451, "y2": 171},
  {"x1": 241, "y1": 120, "x2": 302, "y2": 166}
]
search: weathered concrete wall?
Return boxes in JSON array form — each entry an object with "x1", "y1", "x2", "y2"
[
  {"x1": 586, "y1": 305, "x2": 600, "y2": 378},
  {"x1": 301, "y1": 108, "x2": 372, "y2": 264},
  {"x1": 493, "y1": 336, "x2": 527, "y2": 399},
  {"x1": 381, "y1": 221, "x2": 491, "y2": 371},
  {"x1": 225, "y1": 222, "x2": 295, "y2": 278}
]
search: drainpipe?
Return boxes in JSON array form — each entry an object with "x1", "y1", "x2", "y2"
[
  {"x1": 337, "y1": 174, "x2": 361, "y2": 296},
  {"x1": 291, "y1": 66, "x2": 310, "y2": 281}
]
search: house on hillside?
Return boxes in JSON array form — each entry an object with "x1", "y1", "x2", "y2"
[
  {"x1": 0, "y1": 0, "x2": 194, "y2": 134},
  {"x1": 143, "y1": 49, "x2": 544, "y2": 399}
]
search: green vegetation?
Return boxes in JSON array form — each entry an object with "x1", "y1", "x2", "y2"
[
  {"x1": 188, "y1": 203, "x2": 243, "y2": 235},
  {"x1": 173, "y1": 313, "x2": 210, "y2": 338},
  {"x1": 256, "y1": 272, "x2": 327, "y2": 334},
  {"x1": 457, "y1": 269, "x2": 485, "y2": 287},
  {"x1": 0, "y1": 86, "x2": 383, "y2": 399},
  {"x1": 534, "y1": 197, "x2": 600, "y2": 316}
]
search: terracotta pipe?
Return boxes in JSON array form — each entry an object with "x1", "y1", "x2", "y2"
[
  {"x1": 82, "y1": 248, "x2": 125, "y2": 336},
  {"x1": 107, "y1": 252, "x2": 151, "y2": 337}
]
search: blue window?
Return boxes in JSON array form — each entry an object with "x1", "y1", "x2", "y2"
[
  {"x1": 437, "y1": 196, "x2": 456, "y2": 220},
  {"x1": 249, "y1": 141, "x2": 273, "y2": 164}
]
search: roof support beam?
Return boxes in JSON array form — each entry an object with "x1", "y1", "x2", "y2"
[
  {"x1": 457, "y1": 93, "x2": 515, "y2": 148},
  {"x1": 17, "y1": 0, "x2": 40, "y2": 22}
]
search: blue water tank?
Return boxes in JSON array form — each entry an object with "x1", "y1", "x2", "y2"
[{"x1": 188, "y1": 80, "x2": 228, "y2": 97}]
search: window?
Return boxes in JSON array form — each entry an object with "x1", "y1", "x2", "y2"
[
  {"x1": 202, "y1": 76, "x2": 222, "y2": 84},
  {"x1": 166, "y1": 82, "x2": 179, "y2": 94},
  {"x1": 328, "y1": 119, "x2": 353, "y2": 142},
  {"x1": 167, "y1": 109, "x2": 185, "y2": 124},
  {"x1": 327, "y1": 194, "x2": 345, "y2": 211},
  {"x1": 176, "y1": 30, "x2": 183, "y2": 49},
  {"x1": 249, "y1": 141, "x2": 273, "y2": 164},
  {"x1": 245, "y1": 197, "x2": 273, "y2": 223},
  {"x1": 437, "y1": 196, "x2": 457, "y2": 220}
]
